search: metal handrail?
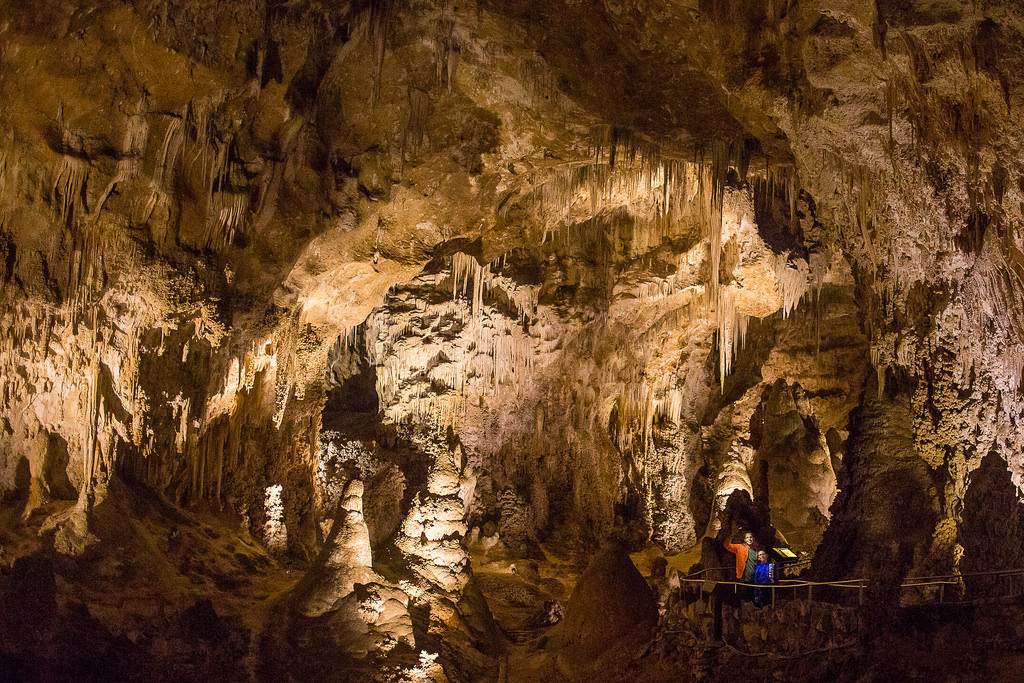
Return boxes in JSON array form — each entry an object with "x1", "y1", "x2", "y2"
[
  {"x1": 685, "y1": 566, "x2": 734, "y2": 578},
  {"x1": 681, "y1": 565, "x2": 1024, "y2": 660},
  {"x1": 684, "y1": 558, "x2": 813, "y2": 579},
  {"x1": 902, "y1": 567, "x2": 1024, "y2": 581},
  {"x1": 677, "y1": 578, "x2": 860, "y2": 589},
  {"x1": 673, "y1": 564, "x2": 1024, "y2": 609},
  {"x1": 677, "y1": 566, "x2": 1024, "y2": 589}
]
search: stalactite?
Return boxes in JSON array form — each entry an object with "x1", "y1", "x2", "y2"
[
  {"x1": 1007, "y1": 346, "x2": 1024, "y2": 394},
  {"x1": 140, "y1": 116, "x2": 185, "y2": 225},
  {"x1": 96, "y1": 102, "x2": 150, "y2": 219},
  {"x1": 207, "y1": 194, "x2": 249, "y2": 249},
  {"x1": 850, "y1": 165, "x2": 880, "y2": 272},
  {"x1": 402, "y1": 88, "x2": 430, "y2": 168},
  {"x1": 0, "y1": 146, "x2": 9, "y2": 203},
  {"x1": 52, "y1": 155, "x2": 89, "y2": 227},
  {"x1": 705, "y1": 142, "x2": 730, "y2": 300},
  {"x1": 157, "y1": 117, "x2": 185, "y2": 186},
  {"x1": 433, "y1": 0, "x2": 457, "y2": 89},
  {"x1": 777, "y1": 254, "x2": 810, "y2": 319},
  {"x1": 523, "y1": 128, "x2": 709, "y2": 252},
  {"x1": 612, "y1": 382, "x2": 654, "y2": 454},
  {"x1": 367, "y1": 0, "x2": 394, "y2": 106},
  {"x1": 717, "y1": 285, "x2": 747, "y2": 387}
]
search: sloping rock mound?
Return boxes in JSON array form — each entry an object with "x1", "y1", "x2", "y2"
[{"x1": 553, "y1": 541, "x2": 658, "y2": 674}]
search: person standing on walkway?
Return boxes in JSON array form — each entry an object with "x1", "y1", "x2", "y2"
[
  {"x1": 723, "y1": 530, "x2": 757, "y2": 600},
  {"x1": 753, "y1": 550, "x2": 777, "y2": 607}
]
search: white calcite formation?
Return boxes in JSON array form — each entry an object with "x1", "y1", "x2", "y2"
[
  {"x1": 396, "y1": 439, "x2": 476, "y2": 595},
  {"x1": 299, "y1": 479, "x2": 379, "y2": 616}
]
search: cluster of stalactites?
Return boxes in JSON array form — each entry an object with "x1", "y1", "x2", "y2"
[
  {"x1": 717, "y1": 285, "x2": 749, "y2": 389},
  {"x1": 846, "y1": 164, "x2": 881, "y2": 272},
  {"x1": 750, "y1": 164, "x2": 802, "y2": 234},
  {"x1": 0, "y1": 262, "x2": 248, "y2": 510},
  {"x1": 529, "y1": 158, "x2": 692, "y2": 248},
  {"x1": 139, "y1": 100, "x2": 260, "y2": 252},
  {"x1": 155, "y1": 317, "x2": 325, "y2": 505},
  {"x1": 350, "y1": 252, "x2": 539, "y2": 430},
  {"x1": 0, "y1": 297, "x2": 144, "y2": 508},
  {"x1": 2, "y1": 104, "x2": 303, "y2": 511},
  {"x1": 777, "y1": 254, "x2": 811, "y2": 319},
  {"x1": 869, "y1": 267, "x2": 1024, "y2": 407},
  {"x1": 446, "y1": 254, "x2": 538, "y2": 396},
  {"x1": 451, "y1": 252, "x2": 491, "y2": 317},
  {"x1": 612, "y1": 378, "x2": 688, "y2": 458},
  {"x1": 51, "y1": 150, "x2": 101, "y2": 318},
  {"x1": 716, "y1": 249, "x2": 823, "y2": 387},
  {"x1": 523, "y1": 130, "x2": 749, "y2": 275},
  {"x1": 152, "y1": 336, "x2": 280, "y2": 504}
]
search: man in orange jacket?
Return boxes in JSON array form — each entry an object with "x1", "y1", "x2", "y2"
[{"x1": 723, "y1": 530, "x2": 758, "y2": 586}]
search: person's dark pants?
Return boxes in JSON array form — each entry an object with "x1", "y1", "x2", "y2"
[
  {"x1": 741, "y1": 573, "x2": 757, "y2": 603},
  {"x1": 715, "y1": 582, "x2": 744, "y2": 607}
]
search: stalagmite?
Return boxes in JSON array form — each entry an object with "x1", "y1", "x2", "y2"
[{"x1": 299, "y1": 479, "x2": 378, "y2": 616}]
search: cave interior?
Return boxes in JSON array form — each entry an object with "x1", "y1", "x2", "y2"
[{"x1": 3, "y1": 0, "x2": 1024, "y2": 681}]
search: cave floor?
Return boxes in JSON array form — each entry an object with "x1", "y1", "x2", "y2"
[
  {"x1": 469, "y1": 540, "x2": 579, "y2": 640},
  {"x1": 0, "y1": 482, "x2": 302, "y2": 679},
  {"x1": 468, "y1": 536, "x2": 707, "y2": 640}
]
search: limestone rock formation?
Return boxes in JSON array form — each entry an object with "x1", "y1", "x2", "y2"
[
  {"x1": 263, "y1": 478, "x2": 417, "y2": 678},
  {"x1": 296, "y1": 479, "x2": 379, "y2": 616},
  {"x1": 557, "y1": 541, "x2": 658, "y2": 662},
  {"x1": 4, "y1": 0, "x2": 1024, "y2": 680},
  {"x1": 396, "y1": 439, "x2": 475, "y2": 594},
  {"x1": 756, "y1": 379, "x2": 836, "y2": 551}
]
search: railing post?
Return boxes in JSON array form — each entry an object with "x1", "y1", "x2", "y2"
[
  {"x1": 712, "y1": 594, "x2": 723, "y2": 643},
  {"x1": 858, "y1": 581, "x2": 864, "y2": 606},
  {"x1": 807, "y1": 584, "x2": 813, "y2": 602},
  {"x1": 938, "y1": 583, "x2": 944, "y2": 604}
]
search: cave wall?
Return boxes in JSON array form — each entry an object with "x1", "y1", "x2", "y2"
[{"x1": 0, "y1": 0, "x2": 604, "y2": 554}]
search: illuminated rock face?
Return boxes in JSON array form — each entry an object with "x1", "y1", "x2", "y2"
[
  {"x1": 395, "y1": 440, "x2": 475, "y2": 594},
  {"x1": 756, "y1": 379, "x2": 836, "y2": 551},
  {"x1": 3, "y1": 0, "x2": 1024, "y2": 680}
]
